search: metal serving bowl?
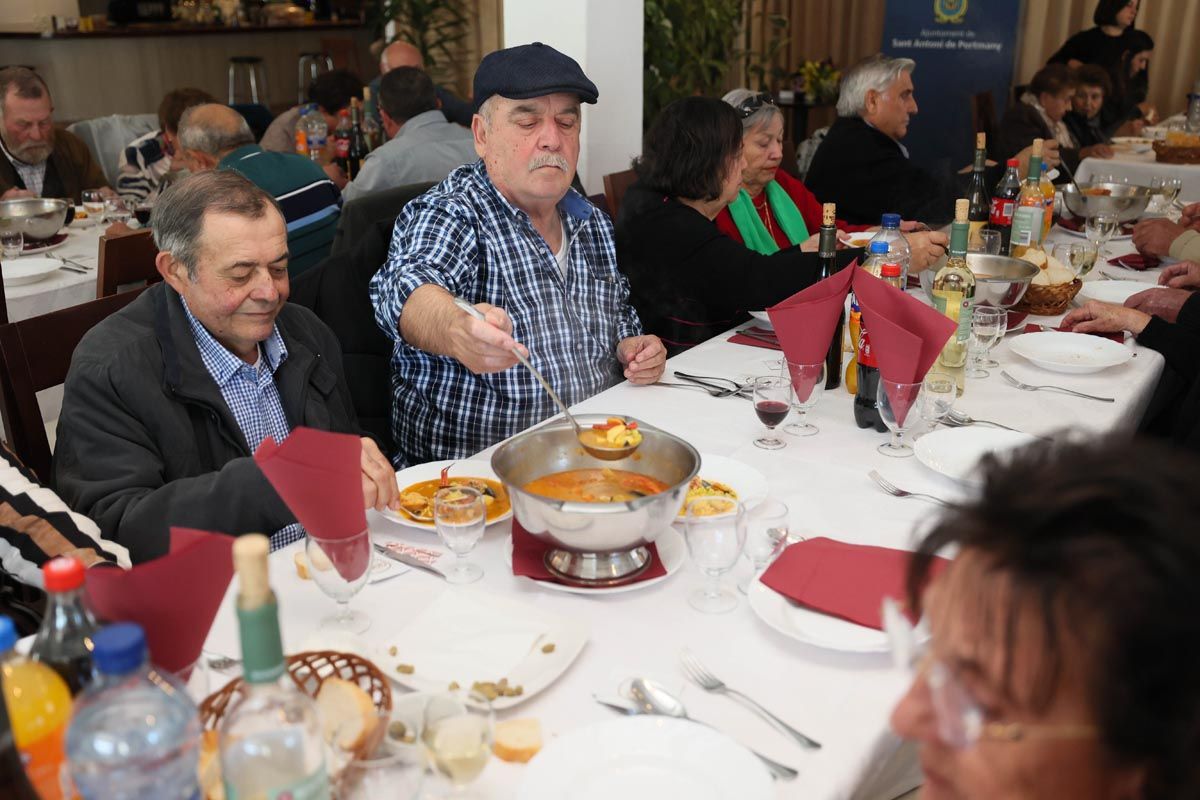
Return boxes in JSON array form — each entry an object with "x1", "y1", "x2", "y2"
[
  {"x1": 1060, "y1": 180, "x2": 1152, "y2": 222},
  {"x1": 491, "y1": 415, "x2": 701, "y2": 586},
  {"x1": 920, "y1": 253, "x2": 1040, "y2": 309},
  {"x1": 0, "y1": 197, "x2": 70, "y2": 240}
]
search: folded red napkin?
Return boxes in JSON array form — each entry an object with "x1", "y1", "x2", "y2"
[
  {"x1": 1024, "y1": 323, "x2": 1124, "y2": 343},
  {"x1": 759, "y1": 537, "x2": 949, "y2": 630},
  {"x1": 767, "y1": 263, "x2": 855, "y2": 398},
  {"x1": 85, "y1": 528, "x2": 234, "y2": 673},
  {"x1": 728, "y1": 326, "x2": 782, "y2": 350},
  {"x1": 1006, "y1": 310, "x2": 1029, "y2": 330},
  {"x1": 1108, "y1": 253, "x2": 1160, "y2": 270},
  {"x1": 510, "y1": 520, "x2": 667, "y2": 586},
  {"x1": 1057, "y1": 216, "x2": 1135, "y2": 236}
]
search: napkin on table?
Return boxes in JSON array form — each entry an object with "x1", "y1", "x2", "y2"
[
  {"x1": 1108, "y1": 253, "x2": 1160, "y2": 270},
  {"x1": 766, "y1": 263, "x2": 856, "y2": 398},
  {"x1": 728, "y1": 326, "x2": 782, "y2": 350},
  {"x1": 1024, "y1": 323, "x2": 1124, "y2": 343},
  {"x1": 85, "y1": 528, "x2": 234, "y2": 674},
  {"x1": 511, "y1": 520, "x2": 667, "y2": 585}
]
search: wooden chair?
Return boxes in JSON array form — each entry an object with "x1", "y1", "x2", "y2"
[
  {"x1": 0, "y1": 288, "x2": 146, "y2": 483},
  {"x1": 780, "y1": 139, "x2": 801, "y2": 180},
  {"x1": 97, "y1": 229, "x2": 162, "y2": 298},
  {"x1": 971, "y1": 90, "x2": 998, "y2": 157},
  {"x1": 586, "y1": 192, "x2": 611, "y2": 217},
  {"x1": 0, "y1": 261, "x2": 9, "y2": 325},
  {"x1": 602, "y1": 169, "x2": 638, "y2": 221}
]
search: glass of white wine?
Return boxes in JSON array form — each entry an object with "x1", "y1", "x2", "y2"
[
  {"x1": 422, "y1": 691, "x2": 493, "y2": 797},
  {"x1": 433, "y1": 486, "x2": 486, "y2": 584},
  {"x1": 1085, "y1": 213, "x2": 1118, "y2": 258},
  {"x1": 1052, "y1": 242, "x2": 1098, "y2": 279},
  {"x1": 81, "y1": 189, "x2": 105, "y2": 227}
]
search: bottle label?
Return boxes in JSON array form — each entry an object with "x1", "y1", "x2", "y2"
[
  {"x1": 855, "y1": 319, "x2": 878, "y2": 368},
  {"x1": 989, "y1": 198, "x2": 1014, "y2": 226},
  {"x1": 1010, "y1": 205, "x2": 1042, "y2": 248},
  {"x1": 933, "y1": 291, "x2": 973, "y2": 343},
  {"x1": 294, "y1": 130, "x2": 307, "y2": 156},
  {"x1": 226, "y1": 767, "x2": 329, "y2": 800},
  {"x1": 335, "y1": 137, "x2": 350, "y2": 158}
]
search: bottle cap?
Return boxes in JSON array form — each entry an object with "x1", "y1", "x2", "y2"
[
  {"x1": 869, "y1": 241, "x2": 889, "y2": 254},
  {"x1": 0, "y1": 616, "x2": 15, "y2": 653},
  {"x1": 339, "y1": 108, "x2": 350, "y2": 117},
  {"x1": 881, "y1": 262, "x2": 902, "y2": 278},
  {"x1": 822, "y1": 203, "x2": 836, "y2": 226},
  {"x1": 43, "y1": 556, "x2": 85, "y2": 592},
  {"x1": 1007, "y1": 158, "x2": 1019, "y2": 167},
  {"x1": 92, "y1": 623, "x2": 147, "y2": 676},
  {"x1": 880, "y1": 213, "x2": 901, "y2": 228},
  {"x1": 954, "y1": 198, "x2": 969, "y2": 224},
  {"x1": 976, "y1": 131, "x2": 986, "y2": 149}
]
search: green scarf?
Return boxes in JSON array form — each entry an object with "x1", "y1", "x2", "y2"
[{"x1": 727, "y1": 181, "x2": 811, "y2": 255}]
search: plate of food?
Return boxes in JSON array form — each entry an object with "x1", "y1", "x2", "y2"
[
  {"x1": 914, "y1": 427, "x2": 1038, "y2": 487},
  {"x1": 380, "y1": 459, "x2": 512, "y2": 530},
  {"x1": 677, "y1": 454, "x2": 769, "y2": 518},
  {"x1": 1111, "y1": 136, "x2": 1153, "y2": 153},
  {"x1": 1008, "y1": 330, "x2": 1133, "y2": 374},
  {"x1": 843, "y1": 233, "x2": 873, "y2": 249}
]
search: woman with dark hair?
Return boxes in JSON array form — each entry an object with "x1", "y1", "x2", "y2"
[
  {"x1": 892, "y1": 435, "x2": 1200, "y2": 800},
  {"x1": 1047, "y1": 0, "x2": 1140, "y2": 71},
  {"x1": 1103, "y1": 28, "x2": 1156, "y2": 135},
  {"x1": 615, "y1": 97, "x2": 840, "y2": 355},
  {"x1": 998, "y1": 64, "x2": 1113, "y2": 176}
]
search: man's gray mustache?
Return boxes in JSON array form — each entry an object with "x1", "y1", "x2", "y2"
[{"x1": 528, "y1": 154, "x2": 569, "y2": 172}]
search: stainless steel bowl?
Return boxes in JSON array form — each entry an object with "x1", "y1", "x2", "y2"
[
  {"x1": 1060, "y1": 180, "x2": 1152, "y2": 222},
  {"x1": 491, "y1": 415, "x2": 701, "y2": 585},
  {"x1": 0, "y1": 198, "x2": 69, "y2": 240},
  {"x1": 920, "y1": 253, "x2": 1040, "y2": 309}
]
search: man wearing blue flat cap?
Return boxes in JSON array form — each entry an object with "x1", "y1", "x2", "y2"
[{"x1": 370, "y1": 42, "x2": 666, "y2": 466}]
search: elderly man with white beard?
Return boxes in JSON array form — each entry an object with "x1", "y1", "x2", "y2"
[
  {"x1": 370, "y1": 42, "x2": 666, "y2": 467},
  {"x1": 0, "y1": 67, "x2": 113, "y2": 202}
]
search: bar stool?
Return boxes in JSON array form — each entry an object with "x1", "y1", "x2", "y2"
[
  {"x1": 227, "y1": 56, "x2": 268, "y2": 106},
  {"x1": 297, "y1": 52, "x2": 334, "y2": 104}
]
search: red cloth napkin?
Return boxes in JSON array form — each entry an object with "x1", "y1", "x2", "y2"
[
  {"x1": 255, "y1": 427, "x2": 369, "y2": 581},
  {"x1": 1108, "y1": 253, "x2": 1160, "y2": 270},
  {"x1": 728, "y1": 326, "x2": 782, "y2": 350},
  {"x1": 85, "y1": 528, "x2": 234, "y2": 673},
  {"x1": 767, "y1": 264, "x2": 855, "y2": 398},
  {"x1": 1024, "y1": 323, "x2": 1124, "y2": 343},
  {"x1": 510, "y1": 520, "x2": 667, "y2": 585},
  {"x1": 759, "y1": 537, "x2": 949, "y2": 630}
]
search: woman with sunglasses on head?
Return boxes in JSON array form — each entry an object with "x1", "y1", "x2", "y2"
[{"x1": 890, "y1": 435, "x2": 1200, "y2": 800}]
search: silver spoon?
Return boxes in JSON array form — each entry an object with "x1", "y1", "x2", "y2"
[
  {"x1": 628, "y1": 678, "x2": 799, "y2": 780},
  {"x1": 452, "y1": 296, "x2": 637, "y2": 461}
]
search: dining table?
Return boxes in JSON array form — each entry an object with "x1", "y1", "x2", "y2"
[
  {"x1": 199, "y1": 223, "x2": 1169, "y2": 800},
  {"x1": 1076, "y1": 117, "x2": 1200, "y2": 198}
]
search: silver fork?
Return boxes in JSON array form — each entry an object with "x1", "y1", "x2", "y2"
[
  {"x1": 656, "y1": 381, "x2": 746, "y2": 398},
  {"x1": 680, "y1": 648, "x2": 821, "y2": 749},
  {"x1": 868, "y1": 470, "x2": 950, "y2": 507},
  {"x1": 943, "y1": 409, "x2": 1020, "y2": 433},
  {"x1": 999, "y1": 370, "x2": 1114, "y2": 403}
]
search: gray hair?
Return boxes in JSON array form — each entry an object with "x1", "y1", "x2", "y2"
[
  {"x1": 153, "y1": 171, "x2": 281, "y2": 280},
  {"x1": 0, "y1": 66, "x2": 49, "y2": 123},
  {"x1": 476, "y1": 95, "x2": 498, "y2": 128},
  {"x1": 835, "y1": 54, "x2": 915, "y2": 118},
  {"x1": 177, "y1": 104, "x2": 255, "y2": 155},
  {"x1": 721, "y1": 88, "x2": 782, "y2": 133}
]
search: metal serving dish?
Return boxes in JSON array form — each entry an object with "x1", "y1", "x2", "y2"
[
  {"x1": 491, "y1": 415, "x2": 700, "y2": 586},
  {"x1": 1060, "y1": 180, "x2": 1152, "y2": 222},
  {"x1": 920, "y1": 253, "x2": 1040, "y2": 309},
  {"x1": 0, "y1": 197, "x2": 69, "y2": 240}
]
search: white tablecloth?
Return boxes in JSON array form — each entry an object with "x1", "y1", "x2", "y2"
[
  {"x1": 5, "y1": 224, "x2": 102, "y2": 323},
  {"x1": 1077, "y1": 150, "x2": 1200, "y2": 199},
  {"x1": 201, "y1": 230, "x2": 1165, "y2": 800}
]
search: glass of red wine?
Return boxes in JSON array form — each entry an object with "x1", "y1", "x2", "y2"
[
  {"x1": 134, "y1": 204, "x2": 152, "y2": 226},
  {"x1": 752, "y1": 375, "x2": 792, "y2": 450}
]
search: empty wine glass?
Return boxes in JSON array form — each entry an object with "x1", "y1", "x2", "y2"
[
  {"x1": 783, "y1": 361, "x2": 824, "y2": 437},
  {"x1": 1152, "y1": 175, "x2": 1182, "y2": 210},
  {"x1": 1085, "y1": 212, "x2": 1118, "y2": 258},
  {"x1": 305, "y1": 528, "x2": 372, "y2": 633},
  {"x1": 751, "y1": 374, "x2": 792, "y2": 450},
  {"x1": 919, "y1": 371, "x2": 956, "y2": 430},
  {"x1": 434, "y1": 486, "x2": 486, "y2": 584},
  {"x1": 1052, "y1": 241, "x2": 1097, "y2": 278},
  {"x1": 876, "y1": 378, "x2": 923, "y2": 457},
  {"x1": 103, "y1": 197, "x2": 132, "y2": 225},
  {"x1": 738, "y1": 499, "x2": 788, "y2": 594},
  {"x1": 422, "y1": 690, "x2": 493, "y2": 797},
  {"x1": 970, "y1": 229, "x2": 1002, "y2": 255},
  {"x1": 967, "y1": 306, "x2": 1006, "y2": 377},
  {"x1": 684, "y1": 497, "x2": 746, "y2": 614},
  {"x1": 0, "y1": 229, "x2": 23, "y2": 259},
  {"x1": 81, "y1": 189, "x2": 105, "y2": 226}
]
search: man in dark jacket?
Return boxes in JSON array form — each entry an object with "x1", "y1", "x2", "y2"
[{"x1": 54, "y1": 171, "x2": 399, "y2": 564}]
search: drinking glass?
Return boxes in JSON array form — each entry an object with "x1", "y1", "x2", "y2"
[
  {"x1": 434, "y1": 486, "x2": 486, "y2": 584},
  {"x1": 305, "y1": 528, "x2": 372, "y2": 633},
  {"x1": 1085, "y1": 213, "x2": 1118, "y2": 257},
  {"x1": 684, "y1": 497, "x2": 746, "y2": 614},
  {"x1": 876, "y1": 378, "x2": 923, "y2": 457},
  {"x1": 751, "y1": 375, "x2": 792, "y2": 450},
  {"x1": 738, "y1": 498, "x2": 788, "y2": 594},
  {"x1": 0, "y1": 229, "x2": 23, "y2": 259},
  {"x1": 421, "y1": 691, "x2": 493, "y2": 797},
  {"x1": 918, "y1": 371, "x2": 956, "y2": 430},
  {"x1": 133, "y1": 198, "x2": 154, "y2": 227},
  {"x1": 970, "y1": 229, "x2": 1002, "y2": 255},
  {"x1": 81, "y1": 190, "x2": 105, "y2": 225},
  {"x1": 103, "y1": 197, "x2": 132, "y2": 225},
  {"x1": 783, "y1": 361, "x2": 824, "y2": 437},
  {"x1": 967, "y1": 306, "x2": 1006, "y2": 378},
  {"x1": 340, "y1": 710, "x2": 426, "y2": 800},
  {"x1": 1159, "y1": 176, "x2": 1183, "y2": 207},
  {"x1": 1052, "y1": 241, "x2": 1097, "y2": 279}
]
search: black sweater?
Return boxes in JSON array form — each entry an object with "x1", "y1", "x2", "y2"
[{"x1": 1135, "y1": 293, "x2": 1200, "y2": 451}]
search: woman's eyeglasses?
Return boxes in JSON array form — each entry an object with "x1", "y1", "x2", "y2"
[{"x1": 736, "y1": 92, "x2": 777, "y2": 119}]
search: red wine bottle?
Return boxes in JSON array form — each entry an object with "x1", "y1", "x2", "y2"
[{"x1": 818, "y1": 203, "x2": 843, "y2": 390}]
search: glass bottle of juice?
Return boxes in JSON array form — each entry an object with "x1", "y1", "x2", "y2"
[{"x1": 1009, "y1": 138, "x2": 1046, "y2": 260}]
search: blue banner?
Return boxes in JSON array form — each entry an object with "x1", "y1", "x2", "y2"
[{"x1": 881, "y1": 0, "x2": 1022, "y2": 171}]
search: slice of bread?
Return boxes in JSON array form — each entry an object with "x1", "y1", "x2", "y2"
[
  {"x1": 493, "y1": 718, "x2": 542, "y2": 763},
  {"x1": 293, "y1": 551, "x2": 311, "y2": 580},
  {"x1": 315, "y1": 677, "x2": 378, "y2": 752}
]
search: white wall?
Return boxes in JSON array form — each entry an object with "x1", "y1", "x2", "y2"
[{"x1": 502, "y1": 0, "x2": 643, "y2": 195}]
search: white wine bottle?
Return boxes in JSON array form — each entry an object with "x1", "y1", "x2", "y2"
[
  {"x1": 932, "y1": 199, "x2": 976, "y2": 395},
  {"x1": 220, "y1": 535, "x2": 330, "y2": 800},
  {"x1": 1009, "y1": 138, "x2": 1046, "y2": 260}
]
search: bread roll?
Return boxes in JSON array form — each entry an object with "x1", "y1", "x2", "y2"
[
  {"x1": 293, "y1": 551, "x2": 311, "y2": 580},
  {"x1": 493, "y1": 718, "x2": 542, "y2": 763},
  {"x1": 316, "y1": 677, "x2": 378, "y2": 752}
]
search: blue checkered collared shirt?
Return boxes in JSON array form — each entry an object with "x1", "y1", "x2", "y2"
[
  {"x1": 180, "y1": 299, "x2": 302, "y2": 549},
  {"x1": 370, "y1": 160, "x2": 642, "y2": 467}
]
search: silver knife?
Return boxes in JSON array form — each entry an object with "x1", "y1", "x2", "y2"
[{"x1": 373, "y1": 543, "x2": 447, "y2": 579}]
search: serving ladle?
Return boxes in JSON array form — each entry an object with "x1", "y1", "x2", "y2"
[{"x1": 451, "y1": 297, "x2": 638, "y2": 461}]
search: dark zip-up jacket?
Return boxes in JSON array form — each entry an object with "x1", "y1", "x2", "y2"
[{"x1": 53, "y1": 282, "x2": 361, "y2": 563}]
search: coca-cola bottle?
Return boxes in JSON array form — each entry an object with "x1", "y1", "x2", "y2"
[{"x1": 989, "y1": 158, "x2": 1021, "y2": 253}]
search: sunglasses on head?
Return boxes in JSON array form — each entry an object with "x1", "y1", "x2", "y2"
[{"x1": 736, "y1": 92, "x2": 776, "y2": 119}]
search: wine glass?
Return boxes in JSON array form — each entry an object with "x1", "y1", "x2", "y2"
[
  {"x1": 434, "y1": 486, "x2": 486, "y2": 584},
  {"x1": 738, "y1": 499, "x2": 788, "y2": 594},
  {"x1": 783, "y1": 361, "x2": 824, "y2": 437},
  {"x1": 0, "y1": 229, "x2": 23, "y2": 259},
  {"x1": 421, "y1": 691, "x2": 493, "y2": 797},
  {"x1": 684, "y1": 497, "x2": 746, "y2": 614},
  {"x1": 305, "y1": 528, "x2": 372, "y2": 633},
  {"x1": 876, "y1": 378, "x2": 923, "y2": 457},
  {"x1": 340, "y1": 710, "x2": 426, "y2": 800},
  {"x1": 751, "y1": 374, "x2": 792, "y2": 450},
  {"x1": 81, "y1": 189, "x2": 105, "y2": 226},
  {"x1": 970, "y1": 229, "x2": 1002, "y2": 255},
  {"x1": 103, "y1": 197, "x2": 132, "y2": 225},
  {"x1": 966, "y1": 306, "x2": 1006, "y2": 377},
  {"x1": 918, "y1": 371, "x2": 956, "y2": 431},
  {"x1": 1052, "y1": 241, "x2": 1097, "y2": 278},
  {"x1": 1085, "y1": 213, "x2": 1118, "y2": 258},
  {"x1": 1159, "y1": 176, "x2": 1183, "y2": 209},
  {"x1": 133, "y1": 198, "x2": 154, "y2": 228}
]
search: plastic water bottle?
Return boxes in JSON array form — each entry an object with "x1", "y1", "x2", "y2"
[
  {"x1": 65, "y1": 623, "x2": 201, "y2": 800},
  {"x1": 300, "y1": 103, "x2": 328, "y2": 162},
  {"x1": 867, "y1": 213, "x2": 911, "y2": 286}
]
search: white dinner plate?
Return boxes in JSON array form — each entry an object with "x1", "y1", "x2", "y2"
[
  {"x1": 378, "y1": 459, "x2": 512, "y2": 530},
  {"x1": 747, "y1": 310, "x2": 773, "y2": 329},
  {"x1": 679, "y1": 454, "x2": 769, "y2": 518},
  {"x1": 505, "y1": 525, "x2": 685, "y2": 595},
  {"x1": 914, "y1": 427, "x2": 1037, "y2": 487},
  {"x1": 518, "y1": 716, "x2": 772, "y2": 800},
  {"x1": 1008, "y1": 330, "x2": 1133, "y2": 374},
  {"x1": 844, "y1": 234, "x2": 874, "y2": 249},
  {"x1": 2, "y1": 256, "x2": 60, "y2": 286},
  {"x1": 1077, "y1": 280, "x2": 1159, "y2": 306},
  {"x1": 747, "y1": 577, "x2": 909, "y2": 653},
  {"x1": 375, "y1": 588, "x2": 588, "y2": 711}
]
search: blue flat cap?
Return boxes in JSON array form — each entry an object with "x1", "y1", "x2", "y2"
[{"x1": 473, "y1": 42, "x2": 599, "y2": 111}]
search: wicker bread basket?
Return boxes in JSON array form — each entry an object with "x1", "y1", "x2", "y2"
[
  {"x1": 1153, "y1": 140, "x2": 1200, "y2": 165},
  {"x1": 1013, "y1": 279, "x2": 1082, "y2": 316}
]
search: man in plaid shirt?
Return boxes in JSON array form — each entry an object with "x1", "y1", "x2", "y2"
[{"x1": 371, "y1": 43, "x2": 666, "y2": 466}]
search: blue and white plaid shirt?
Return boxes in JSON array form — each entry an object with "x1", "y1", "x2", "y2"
[
  {"x1": 370, "y1": 160, "x2": 642, "y2": 467},
  {"x1": 181, "y1": 299, "x2": 302, "y2": 549}
]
